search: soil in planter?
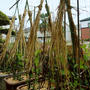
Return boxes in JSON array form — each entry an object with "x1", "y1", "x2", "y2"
[{"x1": 5, "y1": 75, "x2": 28, "y2": 84}]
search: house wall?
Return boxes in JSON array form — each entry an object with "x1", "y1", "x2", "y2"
[
  {"x1": 37, "y1": 31, "x2": 51, "y2": 43},
  {"x1": 10, "y1": 36, "x2": 15, "y2": 43},
  {"x1": 24, "y1": 25, "x2": 72, "y2": 43},
  {"x1": 66, "y1": 28, "x2": 71, "y2": 42},
  {"x1": 81, "y1": 28, "x2": 90, "y2": 40},
  {"x1": 80, "y1": 20, "x2": 90, "y2": 40},
  {"x1": 80, "y1": 21, "x2": 90, "y2": 28}
]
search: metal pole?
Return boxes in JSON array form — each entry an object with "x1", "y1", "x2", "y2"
[
  {"x1": 34, "y1": 6, "x2": 36, "y2": 52},
  {"x1": 43, "y1": 19, "x2": 46, "y2": 52},
  {"x1": 34, "y1": 6, "x2": 36, "y2": 21},
  {"x1": 64, "y1": 5, "x2": 66, "y2": 39},
  {"x1": 77, "y1": 0, "x2": 80, "y2": 89}
]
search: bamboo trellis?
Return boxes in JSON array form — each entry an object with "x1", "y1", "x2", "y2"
[
  {"x1": 25, "y1": 0, "x2": 44, "y2": 71},
  {"x1": 45, "y1": 0, "x2": 69, "y2": 89},
  {"x1": 65, "y1": 0, "x2": 80, "y2": 64},
  {"x1": 7, "y1": 10, "x2": 26, "y2": 64}
]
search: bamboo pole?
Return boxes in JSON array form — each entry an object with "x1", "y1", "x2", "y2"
[{"x1": 28, "y1": 10, "x2": 33, "y2": 27}]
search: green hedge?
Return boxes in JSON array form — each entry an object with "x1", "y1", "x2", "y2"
[
  {"x1": 0, "y1": 11, "x2": 10, "y2": 26},
  {"x1": 0, "y1": 27, "x2": 16, "y2": 35}
]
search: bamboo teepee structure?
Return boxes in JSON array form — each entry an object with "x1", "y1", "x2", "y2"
[
  {"x1": 0, "y1": 0, "x2": 83, "y2": 89},
  {"x1": 0, "y1": 17, "x2": 15, "y2": 65},
  {"x1": 65, "y1": 0, "x2": 80, "y2": 64},
  {"x1": 7, "y1": 10, "x2": 26, "y2": 64},
  {"x1": 25, "y1": 0, "x2": 44, "y2": 71},
  {"x1": 46, "y1": 0, "x2": 69, "y2": 75},
  {"x1": 45, "y1": 0, "x2": 69, "y2": 89}
]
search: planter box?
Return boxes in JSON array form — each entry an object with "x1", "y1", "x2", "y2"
[
  {"x1": 17, "y1": 80, "x2": 55, "y2": 90},
  {"x1": 4, "y1": 75, "x2": 28, "y2": 90},
  {"x1": 0, "y1": 72, "x2": 10, "y2": 90},
  {"x1": 17, "y1": 84, "x2": 27, "y2": 90},
  {"x1": 17, "y1": 84, "x2": 49, "y2": 90},
  {"x1": 17, "y1": 85, "x2": 90, "y2": 90}
]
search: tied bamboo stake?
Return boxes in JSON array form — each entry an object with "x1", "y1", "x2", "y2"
[
  {"x1": 20, "y1": 33, "x2": 23, "y2": 55},
  {"x1": 25, "y1": 10, "x2": 33, "y2": 55},
  {"x1": 28, "y1": 10, "x2": 33, "y2": 27},
  {"x1": 55, "y1": 0, "x2": 69, "y2": 89},
  {"x1": 25, "y1": 0, "x2": 44, "y2": 71},
  {"x1": 19, "y1": 29, "x2": 26, "y2": 55},
  {"x1": 18, "y1": 14, "x2": 26, "y2": 56},
  {"x1": 45, "y1": 0, "x2": 55, "y2": 70},
  {"x1": 22, "y1": 30, "x2": 26, "y2": 56},
  {"x1": 65, "y1": 0, "x2": 81, "y2": 89},
  {"x1": 0, "y1": 17, "x2": 15, "y2": 65},
  {"x1": 7, "y1": 10, "x2": 26, "y2": 64},
  {"x1": 65, "y1": 0, "x2": 80, "y2": 64},
  {"x1": 45, "y1": 0, "x2": 69, "y2": 89},
  {"x1": 19, "y1": 15, "x2": 26, "y2": 56},
  {"x1": 56, "y1": 0, "x2": 68, "y2": 75}
]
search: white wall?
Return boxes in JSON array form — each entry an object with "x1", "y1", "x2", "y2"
[
  {"x1": 66, "y1": 26, "x2": 71, "y2": 42},
  {"x1": 24, "y1": 25, "x2": 72, "y2": 43},
  {"x1": 10, "y1": 36, "x2": 15, "y2": 43},
  {"x1": 80, "y1": 21, "x2": 90, "y2": 28}
]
